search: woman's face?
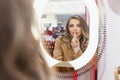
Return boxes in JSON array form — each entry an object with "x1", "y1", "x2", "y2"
[{"x1": 68, "y1": 19, "x2": 82, "y2": 38}]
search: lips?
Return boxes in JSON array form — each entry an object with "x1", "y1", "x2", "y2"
[
  {"x1": 73, "y1": 32, "x2": 78, "y2": 35},
  {"x1": 72, "y1": 32, "x2": 77, "y2": 37}
]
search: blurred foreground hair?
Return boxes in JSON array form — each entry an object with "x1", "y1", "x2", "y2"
[{"x1": 0, "y1": 0, "x2": 50, "y2": 80}]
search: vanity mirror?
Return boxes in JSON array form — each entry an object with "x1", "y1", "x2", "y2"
[{"x1": 33, "y1": 0, "x2": 106, "y2": 79}]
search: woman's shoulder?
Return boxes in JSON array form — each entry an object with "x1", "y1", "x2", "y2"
[
  {"x1": 54, "y1": 35, "x2": 64, "y2": 45},
  {"x1": 57, "y1": 35, "x2": 64, "y2": 39},
  {"x1": 56, "y1": 35, "x2": 69, "y2": 44},
  {"x1": 56, "y1": 35, "x2": 64, "y2": 42}
]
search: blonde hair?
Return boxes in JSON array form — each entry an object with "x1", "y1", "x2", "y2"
[{"x1": 0, "y1": 0, "x2": 50, "y2": 80}]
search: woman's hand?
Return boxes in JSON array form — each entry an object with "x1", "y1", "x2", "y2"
[
  {"x1": 71, "y1": 33, "x2": 81, "y2": 53},
  {"x1": 71, "y1": 33, "x2": 79, "y2": 48}
]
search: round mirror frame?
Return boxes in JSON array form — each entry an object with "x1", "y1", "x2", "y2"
[{"x1": 33, "y1": 0, "x2": 106, "y2": 78}]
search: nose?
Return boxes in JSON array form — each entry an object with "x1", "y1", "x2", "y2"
[{"x1": 73, "y1": 26, "x2": 77, "y2": 30}]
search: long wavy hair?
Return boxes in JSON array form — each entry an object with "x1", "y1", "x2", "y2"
[
  {"x1": 0, "y1": 0, "x2": 50, "y2": 80},
  {"x1": 64, "y1": 15, "x2": 89, "y2": 52}
]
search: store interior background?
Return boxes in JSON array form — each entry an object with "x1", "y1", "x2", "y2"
[{"x1": 40, "y1": 0, "x2": 88, "y2": 41}]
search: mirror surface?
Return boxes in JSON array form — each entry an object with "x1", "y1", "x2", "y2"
[{"x1": 41, "y1": 0, "x2": 89, "y2": 61}]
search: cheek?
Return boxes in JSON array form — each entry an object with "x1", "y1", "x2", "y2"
[
  {"x1": 68, "y1": 28, "x2": 73, "y2": 36},
  {"x1": 78, "y1": 29, "x2": 82, "y2": 35},
  {"x1": 68, "y1": 28, "x2": 72, "y2": 33}
]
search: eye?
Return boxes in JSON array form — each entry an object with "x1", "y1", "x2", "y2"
[
  {"x1": 69, "y1": 24, "x2": 74, "y2": 27},
  {"x1": 77, "y1": 24, "x2": 81, "y2": 27}
]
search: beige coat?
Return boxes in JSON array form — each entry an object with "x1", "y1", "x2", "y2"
[{"x1": 53, "y1": 35, "x2": 83, "y2": 61}]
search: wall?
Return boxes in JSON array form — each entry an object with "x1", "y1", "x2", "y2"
[{"x1": 98, "y1": 0, "x2": 120, "y2": 80}]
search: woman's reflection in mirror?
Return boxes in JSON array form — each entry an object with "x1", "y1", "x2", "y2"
[
  {"x1": 0, "y1": 0, "x2": 51, "y2": 80},
  {"x1": 53, "y1": 15, "x2": 89, "y2": 61}
]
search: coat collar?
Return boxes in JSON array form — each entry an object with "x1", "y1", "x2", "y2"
[
  {"x1": 62, "y1": 36, "x2": 72, "y2": 48},
  {"x1": 63, "y1": 37, "x2": 69, "y2": 44}
]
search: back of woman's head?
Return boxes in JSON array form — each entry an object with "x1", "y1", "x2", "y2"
[{"x1": 0, "y1": 0, "x2": 50, "y2": 80}]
